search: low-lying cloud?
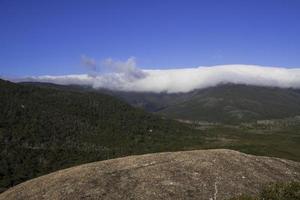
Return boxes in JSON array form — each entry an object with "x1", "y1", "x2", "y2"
[
  {"x1": 19, "y1": 58, "x2": 300, "y2": 93},
  {"x1": 102, "y1": 57, "x2": 147, "y2": 80}
]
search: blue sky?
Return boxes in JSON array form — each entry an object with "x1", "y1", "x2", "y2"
[{"x1": 1, "y1": 0, "x2": 300, "y2": 77}]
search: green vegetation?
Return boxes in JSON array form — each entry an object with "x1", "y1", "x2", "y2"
[
  {"x1": 160, "y1": 84, "x2": 300, "y2": 123},
  {"x1": 197, "y1": 121, "x2": 300, "y2": 162},
  {"x1": 26, "y1": 82, "x2": 300, "y2": 124},
  {"x1": 230, "y1": 182, "x2": 300, "y2": 200},
  {"x1": 1, "y1": 80, "x2": 300, "y2": 193},
  {"x1": 0, "y1": 79, "x2": 203, "y2": 192},
  {"x1": 106, "y1": 84, "x2": 300, "y2": 124}
]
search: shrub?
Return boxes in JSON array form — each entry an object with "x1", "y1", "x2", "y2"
[{"x1": 230, "y1": 182, "x2": 300, "y2": 200}]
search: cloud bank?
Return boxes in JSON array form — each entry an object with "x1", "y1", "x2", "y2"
[
  {"x1": 19, "y1": 58, "x2": 300, "y2": 93},
  {"x1": 102, "y1": 57, "x2": 147, "y2": 80}
]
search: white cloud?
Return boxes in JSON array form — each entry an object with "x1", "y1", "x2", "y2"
[
  {"x1": 18, "y1": 58, "x2": 300, "y2": 93},
  {"x1": 102, "y1": 57, "x2": 147, "y2": 81}
]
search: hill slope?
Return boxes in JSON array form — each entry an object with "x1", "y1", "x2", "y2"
[
  {"x1": 1, "y1": 149, "x2": 299, "y2": 200},
  {"x1": 111, "y1": 84, "x2": 300, "y2": 123},
  {"x1": 4, "y1": 80, "x2": 300, "y2": 194},
  {"x1": 21, "y1": 82, "x2": 300, "y2": 123},
  {"x1": 0, "y1": 79, "x2": 199, "y2": 192}
]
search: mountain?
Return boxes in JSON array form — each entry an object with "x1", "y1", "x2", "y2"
[
  {"x1": 1, "y1": 149, "x2": 299, "y2": 200},
  {"x1": 21, "y1": 82, "x2": 300, "y2": 123},
  {"x1": 110, "y1": 84, "x2": 300, "y2": 124},
  {"x1": 3, "y1": 80, "x2": 300, "y2": 193},
  {"x1": 0, "y1": 79, "x2": 201, "y2": 192}
]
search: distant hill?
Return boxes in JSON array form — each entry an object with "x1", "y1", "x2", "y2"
[
  {"x1": 0, "y1": 79, "x2": 200, "y2": 192},
  {"x1": 2, "y1": 80, "x2": 300, "y2": 194},
  {"x1": 1, "y1": 149, "x2": 299, "y2": 200},
  {"x1": 22, "y1": 82, "x2": 300, "y2": 123},
  {"x1": 108, "y1": 84, "x2": 300, "y2": 124}
]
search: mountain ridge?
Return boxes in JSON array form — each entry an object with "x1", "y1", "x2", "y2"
[
  {"x1": 0, "y1": 79, "x2": 198, "y2": 192},
  {"x1": 21, "y1": 82, "x2": 300, "y2": 123},
  {"x1": 2, "y1": 79, "x2": 300, "y2": 193}
]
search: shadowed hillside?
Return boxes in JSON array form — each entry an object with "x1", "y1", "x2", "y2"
[
  {"x1": 108, "y1": 84, "x2": 300, "y2": 123},
  {"x1": 2, "y1": 80, "x2": 300, "y2": 194},
  {"x1": 22, "y1": 82, "x2": 300, "y2": 123},
  {"x1": 0, "y1": 79, "x2": 200, "y2": 192}
]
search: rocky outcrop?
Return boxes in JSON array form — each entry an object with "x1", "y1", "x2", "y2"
[{"x1": 1, "y1": 149, "x2": 300, "y2": 200}]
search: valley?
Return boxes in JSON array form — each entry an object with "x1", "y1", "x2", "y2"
[
  {"x1": 111, "y1": 84, "x2": 300, "y2": 124},
  {"x1": 2, "y1": 1, "x2": 300, "y2": 199},
  {"x1": 1, "y1": 79, "x2": 300, "y2": 194}
]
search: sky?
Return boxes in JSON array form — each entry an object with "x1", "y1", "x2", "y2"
[{"x1": 1, "y1": 0, "x2": 300, "y2": 78}]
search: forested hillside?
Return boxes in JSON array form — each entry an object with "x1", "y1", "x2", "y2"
[
  {"x1": 159, "y1": 84, "x2": 300, "y2": 123},
  {"x1": 108, "y1": 84, "x2": 300, "y2": 123},
  {"x1": 0, "y1": 79, "x2": 199, "y2": 192},
  {"x1": 2, "y1": 80, "x2": 300, "y2": 193},
  {"x1": 23, "y1": 82, "x2": 300, "y2": 124}
]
